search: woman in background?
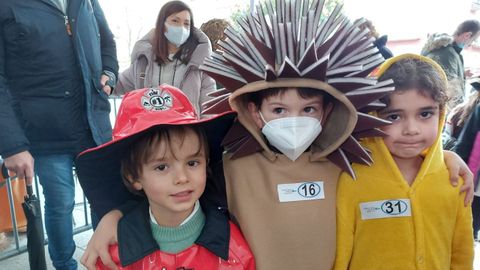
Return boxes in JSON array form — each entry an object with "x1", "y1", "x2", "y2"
[{"x1": 115, "y1": 0, "x2": 215, "y2": 114}]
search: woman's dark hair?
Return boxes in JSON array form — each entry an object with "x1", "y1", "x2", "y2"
[
  {"x1": 378, "y1": 58, "x2": 448, "y2": 110},
  {"x1": 153, "y1": 1, "x2": 199, "y2": 65}
]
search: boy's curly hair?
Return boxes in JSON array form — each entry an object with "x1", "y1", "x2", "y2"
[
  {"x1": 354, "y1": 17, "x2": 379, "y2": 39},
  {"x1": 200, "y1": 18, "x2": 230, "y2": 51}
]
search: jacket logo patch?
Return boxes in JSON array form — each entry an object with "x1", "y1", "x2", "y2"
[{"x1": 142, "y1": 88, "x2": 173, "y2": 111}]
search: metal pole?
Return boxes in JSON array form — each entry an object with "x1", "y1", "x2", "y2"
[{"x1": 5, "y1": 176, "x2": 20, "y2": 249}]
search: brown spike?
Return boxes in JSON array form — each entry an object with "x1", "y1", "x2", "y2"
[
  {"x1": 202, "y1": 93, "x2": 229, "y2": 108},
  {"x1": 225, "y1": 56, "x2": 264, "y2": 83},
  {"x1": 206, "y1": 88, "x2": 231, "y2": 97},
  {"x1": 203, "y1": 71, "x2": 246, "y2": 93},
  {"x1": 327, "y1": 149, "x2": 356, "y2": 179},
  {"x1": 256, "y1": 3, "x2": 274, "y2": 49},
  {"x1": 224, "y1": 135, "x2": 250, "y2": 153},
  {"x1": 326, "y1": 65, "x2": 363, "y2": 77},
  {"x1": 246, "y1": 31, "x2": 276, "y2": 68},
  {"x1": 340, "y1": 136, "x2": 373, "y2": 164},
  {"x1": 201, "y1": 95, "x2": 231, "y2": 114},
  {"x1": 220, "y1": 39, "x2": 261, "y2": 71},
  {"x1": 265, "y1": 64, "x2": 278, "y2": 81},
  {"x1": 237, "y1": 17, "x2": 254, "y2": 37},
  {"x1": 346, "y1": 87, "x2": 394, "y2": 109},
  {"x1": 312, "y1": 0, "x2": 326, "y2": 31},
  {"x1": 316, "y1": 20, "x2": 347, "y2": 59},
  {"x1": 328, "y1": 78, "x2": 377, "y2": 93},
  {"x1": 353, "y1": 128, "x2": 388, "y2": 140},
  {"x1": 297, "y1": 41, "x2": 318, "y2": 70},
  {"x1": 348, "y1": 64, "x2": 379, "y2": 78},
  {"x1": 278, "y1": 58, "x2": 302, "y2": 78},
  {"x1": 230, "y1": 137, "x2": 264, "y2": 159},
  {"x1": 315, "y1": 27, "x2": 341, "y2": 59},
  {"x1": 354, "y1": 112, "x2": 391, "y2": 132},
  {"x1": 344, "y1": 151, "x2": 371, "y2": 166},
  {"x1": 331, "y1": 40, "x2": 368, "y2": 67},
  {"x1": 239, "y1": 31, "x2": 268, "y2": 70},
  {"x1": 358, "y1": 102, "x2": 387, "y2": 113},
  {"x1": 301, "y1": 54, "x2": 329, "y2": 81},
  {"x1": 220, "y1": 120, "x2": 263, "y2": 159},
  {"x1": 246, "y1": 13, "x2": 262, "y2": 41},
  {"x1": 222, "y1": 120, "x2": 250, "y2": 146}
]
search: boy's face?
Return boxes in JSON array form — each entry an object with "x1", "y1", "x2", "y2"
[
  {"x1": 248, "y1": 88, "x2": 329, "y2": 129},
  {"x1": 132, "y1": 128, "x2": 207, "y2": 227},
  {"x1": 458, "y1": 31, "x2": 480, "y2": 48},
  {"x1": 378, "y1": 89, "x2": 440, "y2": 161}
]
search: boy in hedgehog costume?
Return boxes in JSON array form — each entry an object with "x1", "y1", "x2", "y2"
[{"x1": 199, "y1": 1, "x2": 394, "y2": 269}]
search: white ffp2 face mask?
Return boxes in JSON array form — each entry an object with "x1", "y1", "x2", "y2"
[
  {"x1": 164, "y1": 23, "x2": 190, "y2": 47},
  {"x1": 260, "y1": 115, "x2": 322, "y2": 161}
]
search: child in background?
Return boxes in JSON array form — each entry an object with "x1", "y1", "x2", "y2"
[
  {"x1": 76, "y1": 86, "x2": 254, "y2": 269},
  {"x1": 443, "y1": 80, "x2": 480, "y2": 150},
  {"x1": 454, "y1": 96, "x2": 480, "y2": 241},
  {"x1": 200, "y1": 18, "x2": 230, "y2": 52},
  {"x1": 335, "y1": 54, "x2": 474, "y2": 270}
]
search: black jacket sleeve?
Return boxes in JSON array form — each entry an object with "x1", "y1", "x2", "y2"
[
  {"x1": 0, "y1": 27, "x2": 29, "y2": 158},
  {"x1": 91, "y1": 0, "x2": 119, "y2": 78},
  {"x1": 454, "y1": 104, "x2": 480, "y2": 162}
]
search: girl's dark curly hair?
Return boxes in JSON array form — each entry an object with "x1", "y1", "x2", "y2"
[{"x1": 378, "y1": 57, "x2": 448, "y2": 110}]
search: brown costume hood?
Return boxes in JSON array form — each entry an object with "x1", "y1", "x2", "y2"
[{"x1": 200, "y1": 0, "x2": 395, "y2": 177}]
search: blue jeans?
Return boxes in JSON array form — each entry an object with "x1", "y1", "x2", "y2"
[{"x1": 35, "y1": 154, "x2": 77, "y2": 270}]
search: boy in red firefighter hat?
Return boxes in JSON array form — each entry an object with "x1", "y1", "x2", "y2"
[{"x1": 76, "y1": 85, "x2": 254, "y2": 269}]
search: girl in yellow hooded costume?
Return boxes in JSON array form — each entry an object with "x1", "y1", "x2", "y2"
[{"x1": 334, "y1": 54, "x2": 474, "y2": 270}]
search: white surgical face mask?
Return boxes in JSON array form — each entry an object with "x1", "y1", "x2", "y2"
[
  {"x1": 260, "y1": 113, "x2": 322, "y2": 161},
  {"x1": 164, "y1": 23, "x2": 190, "y2": 47}
]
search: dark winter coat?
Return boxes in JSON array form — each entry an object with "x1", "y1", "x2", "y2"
[
  {"x1": 421, "y1": 33, "x2": 465, "y2": 109},
  {"x1": 0, "y1": 0, "x2": 118, "y2": 157}
]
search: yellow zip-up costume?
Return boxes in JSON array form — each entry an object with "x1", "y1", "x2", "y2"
[{"x1": 334, "y1": 54, "x2": 474, "y2": 270}]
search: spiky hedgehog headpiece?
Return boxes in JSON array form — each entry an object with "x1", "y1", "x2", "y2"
[{"x1": 200, "y1": 0, "x2": 395, "y2": 178}]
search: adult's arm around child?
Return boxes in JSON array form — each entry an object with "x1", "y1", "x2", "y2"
[
  {"x1": 450, "y1": 180, "x2": 474, "y2": 269},
  {"x1": 81, "y1": 210, "x2": 123, "y2": 270},
  {"x1": 444, "y1": 150, "x2": 474, "y2": 205}
]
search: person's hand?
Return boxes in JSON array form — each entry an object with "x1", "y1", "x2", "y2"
[
  {"x1": 100, "y1": 74, "x2": 112, "y2": 95},
  {"x1": 81, "y1": 210, "x2": 123, "y2": 270},
  {"x1": 4, "y1": 151, "x2": 34, "y2": 186},
  {"x1": 444, "y1": 150, "x2": 474, "y2": 206},
  {"x1": 465, "y1": 68, "x2": 474, "y2": 79}
]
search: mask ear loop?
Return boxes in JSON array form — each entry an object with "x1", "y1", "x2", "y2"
[{"x1": 258, "y1": 111, "x2": 269, "y2": 126}]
